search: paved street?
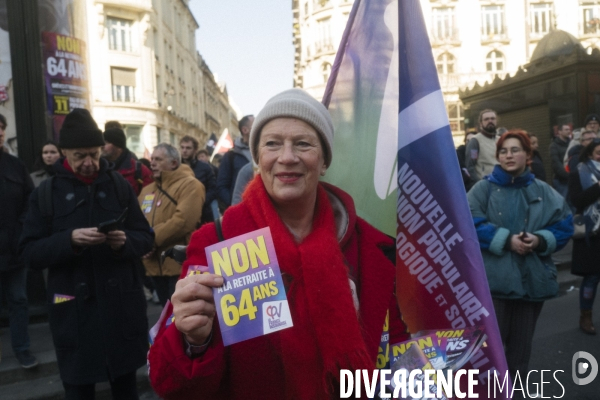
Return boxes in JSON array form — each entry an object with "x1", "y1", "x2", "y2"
[
  {"x1": 2, "y1": 273, "x2": 598, "y2": 399},
  {"x1": 527, "y1": 288, "x2": 600, "y2": 399}
]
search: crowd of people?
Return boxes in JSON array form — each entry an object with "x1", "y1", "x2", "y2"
[
  {"x1": 0, "y1": 108, "x2": 255, "y2": 398},
  {"x1": 0, "y1": 96, "x2": 598, "y2": 398},
  {"x1": 458, "y1": 109, "x2": 600, "y2": 391}
]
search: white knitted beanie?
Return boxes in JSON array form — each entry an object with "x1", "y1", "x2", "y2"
[{"x1": 249, "y1": 88, "x2": 334, "y2": 166}]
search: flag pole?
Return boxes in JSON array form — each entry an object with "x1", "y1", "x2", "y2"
[{"x1": 210, "y1": 128, "x2": 230, "y2": 162}]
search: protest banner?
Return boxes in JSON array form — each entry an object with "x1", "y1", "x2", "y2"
[
  {"x1": 322, "y1": 0, "x2": 510, "y2": 397},
  {"x1": 205, "y1": 227, "x2": 293, "y2": 346},
  {"x1": 41, "y1": 31, "x2": 90, "y2": 139}
]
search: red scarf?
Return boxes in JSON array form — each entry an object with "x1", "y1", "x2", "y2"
[
  {"x1": 63, "y1": 158, "x2": 99, "y2": 185},
  {"x1": 240, "y1": 176, "x2": 373, "y2": 397}
]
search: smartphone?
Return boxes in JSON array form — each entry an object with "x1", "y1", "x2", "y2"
[
  {"x1": 98, "y1": 208, "x2": 128, "y2": 234},
  {"x1": 518, "y1": 232, "x2": 527, "y2": 240}
]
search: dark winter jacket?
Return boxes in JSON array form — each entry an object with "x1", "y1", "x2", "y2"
[
  {"x1": 0, "y1": 151, "x2": 34, "y2": 272},
  {"x1": 569, "y1": 168, "x2": 600, "y2": 276},
  {"x1": 456, "y1": 144, "x2": 473, "y2": 191},
  {"x1": 216, "y1": 138, "x2": 251, "y2": 206},
  {"x1": 185, "y1": 158, "x2": 217, "y2": 222},
  {"x1": 530, "y1": 150, "x2": 546, "y2": 181},
  {"x1": 113, "y1": 149, "x2": 153, "y2": 196},
  {"x1": 549, "y1": 136, "x2": 570, "y2": 182},
  {"x1": 19, "y1": 158, "x2": 154, "y2": 385},
  {"x1": 566, "y1": 144, "x2": 583, "y2": 174}
]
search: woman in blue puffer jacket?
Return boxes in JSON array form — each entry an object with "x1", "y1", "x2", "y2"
[{"x1": 467, "y1": 129, "x2": 572, "y2": 383}]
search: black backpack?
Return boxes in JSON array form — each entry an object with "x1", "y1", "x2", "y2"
[
  {"x1": 37, "y1": 171, "x2": 131, "y2": 222},
  {"x1": 133, "y1": 160, "x2": 143, "y2": 193}
]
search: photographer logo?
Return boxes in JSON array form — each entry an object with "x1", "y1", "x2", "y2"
[{"x1": 572, "y1": 351, "x2": 598, "y2": 386}]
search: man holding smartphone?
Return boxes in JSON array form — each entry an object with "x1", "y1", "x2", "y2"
[{"x1": 19, "y1": 109, "x2": 154, "y2": 399}]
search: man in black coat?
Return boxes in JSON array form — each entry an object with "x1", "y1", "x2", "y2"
[
  {"x1": 549, "y1": 123, "x2": 571, "y2": 197},
  {"x1": 456, "y1": 128, "x2": 476, "y2": 191},
  {"x1": 527, "y1": 132, "x2": 547, "y2": 181},
  {"x1": 216, "y1": 115, "x2": 254, "y2": 207},
  {"x1": 19, "y1": 109, "x2": 154, "y2": 398},
  {"x1": 0, "y1": 113, "x2": 38, "y2": 369},
  {"x1": 179, "y1": 135, "x2": 216, "y2": 223},
  {"x1": 196, "y1": 148, "x2": 219, "y2": 179}
]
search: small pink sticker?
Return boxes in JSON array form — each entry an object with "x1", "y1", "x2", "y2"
[
  {"x1": 187, "y1": 265, "x2": 209, "y2": 276},
  {"x1": 53, "y1": 294, "x2": 75, "y2": 304}
]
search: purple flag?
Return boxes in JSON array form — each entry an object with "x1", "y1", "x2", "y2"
[{"x1": 323, "y1": 0, "x2": 510, "y2": 398}]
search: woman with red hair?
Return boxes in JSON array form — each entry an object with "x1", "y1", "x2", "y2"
[{"x1": 467, "y1": 130, "x2": 572, "y2": 384}]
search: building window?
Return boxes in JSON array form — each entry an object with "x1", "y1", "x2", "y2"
[
  {"x1": 485, "y1": 50, "x2": 505, "y2": 73},
  {"x1": 432, "y1": 7, "x2": 456, "y2": 41},
  {"x1": 176, "y1": 13, "x2": 183, "y2": 43},
  {"x1": 531, "y1": 3, "x2": 552, "y2": 37},
  {"x1": 436, "y1": 52, "x2": 455, "y2": 74},
  {"x1": 582, "y1": 3, "x2": 600, "y2": 34},
  {"x1": 123, "y1": 125, "x2": 144, "y2": 158},
  {"x1": 153, "y1": 29, "x2": 160, "y2": 60},
  {"x1": 156, "y1": 74, "x2": 162, "y2": 104},
  {"x1": 111, "y1": 67, "x2": 136, "y2": 102},
  {"x1": 316, "y1": 18, "x2": 333, "y2": 53},
  {"x1": 108, "y1": 17, "x2": 134, "y2": 52},
  {"x1": 322, "y1": 62, "x2": 332, "y2": 83},
  {"x1": 481, "y1": 5, "x2": 505, "y2": 38},
  {"x1": 162, "y1": 0, "x2": 172, "y2": 27},
  {"x1": 189, "y1": 30, "x2": 195, "y2": 53},
  {"x1": 167, "y1": 45, "x2": 173, "y2": 72},
  {"x1": 447, "y1": 102, "x2": 464, "y2": 134},
  {"x1": 343, "y1": 12, "x2": 350, "y2": 25}
]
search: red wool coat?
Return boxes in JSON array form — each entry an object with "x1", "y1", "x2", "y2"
[{"x1": 148, "y1": 178, "x2": 408, "y2": 399}]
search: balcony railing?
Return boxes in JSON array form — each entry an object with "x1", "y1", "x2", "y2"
[
  {"x1": 438, "y1": 72, "x2": 505, "y2": 92},
  {"x1": 314, "y1": 41, "x2": 334, "y2": 55},
  {"x1": 100, "y1": 0, "x2": 152, "y2": 11},
  {"x1": 314, "y1": 0, "x2": 331, "y2": 11},
  {"x1": 481, "y1": 27, "x2": 509, "y2": 43},
  {"x1": 430, "y1": 28, "x2": 460, "y2": 45}
]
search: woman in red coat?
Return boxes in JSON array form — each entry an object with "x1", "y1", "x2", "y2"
[{"x1": 147, "y1": 89, "x2": 407, "y2": 399}]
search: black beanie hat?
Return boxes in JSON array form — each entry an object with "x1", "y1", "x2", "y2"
[
  {"x1": 584, "y1": 113, "x2": 600, "y2": 126},
  {"x1": 104, "y1": 128, "x2": 127, "y2": 149},
  {"x1": 59, "y1": 109, "x2": 104, "y2": 149}
]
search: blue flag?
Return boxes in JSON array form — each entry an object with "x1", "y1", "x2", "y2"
[{"x1": 323, "y1": 0, "x2": 510, "y2": 398}]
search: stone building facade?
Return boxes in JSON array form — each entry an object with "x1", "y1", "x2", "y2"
[
  {"x1": 460, "y1": 30, "x2": 600, "y2": 183},
  {"x1": 292, "y1": 0, "x2": 600, "y2": 145},
  {"x1": 86, "y1": 0, "x2": 238, "y2": 158}
]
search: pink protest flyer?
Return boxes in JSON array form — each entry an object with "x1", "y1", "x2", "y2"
[{"x1": 205, "y1": 227, "x2": 293, "y2": 346}]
